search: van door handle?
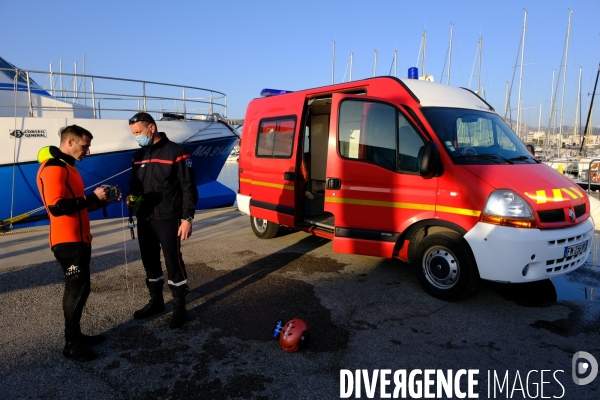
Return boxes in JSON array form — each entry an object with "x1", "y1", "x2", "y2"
[
  {"x1": 327, "y1": 178, "x2": 341, "y2": 190},
  {"x1": 283, "y1": 172, "x2": 295, "y2": 181}
]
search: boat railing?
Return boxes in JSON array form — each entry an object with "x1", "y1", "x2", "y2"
[
  {"x1": 1, "y1": 66, "x2": 227, "y2": 120},
  {"x1": 586, "y1": 159, "x2": 600, "y2": 192},
  {"x1": 544, "y1": 158, "x2": 600, "y2": 192}
]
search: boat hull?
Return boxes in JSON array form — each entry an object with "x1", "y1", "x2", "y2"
[{"x1": 1, "y1": 134, "x2": 238, "y2": 229}]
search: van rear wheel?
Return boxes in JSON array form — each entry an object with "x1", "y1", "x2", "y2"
[
  {"x1": 250, "y1": 216, "x2": 279, "y2": 239},
  {"x1": 412, "y1": 232, "x2": 479, "y2": 301}
]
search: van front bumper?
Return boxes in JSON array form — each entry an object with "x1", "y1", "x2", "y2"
[{"x1": 464, "y1": 218, "x2": 594, "y2": 283}]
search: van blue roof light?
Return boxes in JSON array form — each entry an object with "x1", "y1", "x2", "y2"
[{"x1": 260, "y1": 88, "x2": 292, "y2": 97}]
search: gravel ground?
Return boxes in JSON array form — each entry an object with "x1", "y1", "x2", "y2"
[{"x1": 1, "y1": 208, "x2": 599, "y2": 399}]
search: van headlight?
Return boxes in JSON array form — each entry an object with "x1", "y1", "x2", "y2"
[{"x1": 480, "y1": 190, "x2": 537, "y2": 228}]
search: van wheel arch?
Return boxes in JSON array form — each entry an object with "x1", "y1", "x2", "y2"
[{"x1": 402, "y1": 221, "x2": 467, "y2": 262}]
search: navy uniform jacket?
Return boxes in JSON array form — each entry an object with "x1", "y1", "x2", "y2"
[{"x1": 129, "y1": 132, "x2": 198, "y2": 221}]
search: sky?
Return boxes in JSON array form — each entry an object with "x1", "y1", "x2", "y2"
[{"x1": 4, "y1": 0, "x2": 600, "y2": 129}]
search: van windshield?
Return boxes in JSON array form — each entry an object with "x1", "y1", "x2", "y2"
[{"x1": 420, "y1": 107, "x2": 537, "y2": 165}]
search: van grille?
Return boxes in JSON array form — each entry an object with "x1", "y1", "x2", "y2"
[
  {"x1": 574, "y1": 203, "x2": 586, "y2": 218},
  {"x1": 538, "y1": 209, "x2": 564, "y2": 223},
  {"x1": 544, "y1": 230, "x2": 593, "y2": 274},
  {"x1": 537, "y1": 203, "x2": 587, "y2": 223}
]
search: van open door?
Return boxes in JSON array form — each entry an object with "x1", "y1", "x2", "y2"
[{"x1": 324, "y1": 93, "x2": 438, "y2": 257}]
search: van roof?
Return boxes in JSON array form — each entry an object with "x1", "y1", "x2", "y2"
[
  {"x1": 400, "y1": 78, "x2": 493, "y2": 112},
  {"x1": 253, "y1": 77, "x2": 494, "y2": 114}
]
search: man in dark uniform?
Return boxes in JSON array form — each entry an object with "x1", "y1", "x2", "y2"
[
  {"x1": 37, "y1": 125, "x2": 119, "y2": 362},
  {"x1": 127, "y1": 112, "x2": 198, "y2": 329}
]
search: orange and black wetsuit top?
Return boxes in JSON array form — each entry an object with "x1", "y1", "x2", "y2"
[{"x1": 36, "y1": 146, "x2": 102, "y2": 247}]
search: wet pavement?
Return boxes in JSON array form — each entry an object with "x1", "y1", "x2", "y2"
[{"x1": 1, "y1": 208, "x2": 600, "y2": 399}]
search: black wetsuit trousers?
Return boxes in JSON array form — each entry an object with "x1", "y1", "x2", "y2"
[
  {"x1": 51, "y1": 242, "x2": 92, "y2": 343},
  {"x1": 137, "y1": 218, "x2": 189, "y2": 298}
]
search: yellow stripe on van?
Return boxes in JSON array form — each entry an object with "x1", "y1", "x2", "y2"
[
  {"x1": 560, "y1": 187, "x2": 579, "y2": 199},
  {"x1": 435, "y1": 205, "x2": 481, "y2": 217},
  {"x1": 326, "y1": 196, "x2": 480, "y2": 217},
  {"x1": 525, "y1": 187, "x2": 584, "y2": 204},
  {"x1": 239, "y1": 178, "x2": 294, "y2": 191},
  {"x1": 565, "y1": 186, "x2": 585, "y2": 198},
  {"x1": 552, "y1": 189, "x2": 564, "y2": 202},
  {"x1": 326, "y1": 196, "x2": 434, "y2": 210}
]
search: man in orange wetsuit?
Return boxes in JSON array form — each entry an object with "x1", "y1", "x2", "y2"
[{"x1": 37, "y1": 125, "x2": 120, "y2": 362}]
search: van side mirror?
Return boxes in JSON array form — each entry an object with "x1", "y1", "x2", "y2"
[{"x1": 418, "y1": 141, "x2": 440, "y2": 179}]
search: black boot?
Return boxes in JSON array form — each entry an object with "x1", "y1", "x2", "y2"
[
  {"x1": 169, "y1": 297, "x2": 186, "y2": 329},
  {"x1": 79, "y1": 333, "x2": 107, "y2": 346},
  {"x1": 134, "y1": 291, "x2": 165, "y2": 320},
  {"x1": 63, "y1": 341, "x2": 97, "y2": 362}
]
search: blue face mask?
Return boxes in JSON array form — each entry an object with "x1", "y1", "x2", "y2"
[{"x1": 135, "y1": 128, "x2": 153, "y2": 147}]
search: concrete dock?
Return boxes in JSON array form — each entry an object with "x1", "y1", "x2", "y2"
[{"x1": 1, "y1": 207, "x2": 599, "y2": 399}]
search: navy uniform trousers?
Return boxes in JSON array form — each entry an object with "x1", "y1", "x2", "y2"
[{"x1": 136, "y1": 218, "x2": 189, "y2": 298}]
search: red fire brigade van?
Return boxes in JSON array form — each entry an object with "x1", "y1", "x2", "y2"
[{"x1": 236, "y1": 76, "x2": 594, "y2": 300}]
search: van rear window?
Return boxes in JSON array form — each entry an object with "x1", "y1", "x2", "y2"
[{"x1": 256, "y1": 117, "x2": 296, "y2": 158}]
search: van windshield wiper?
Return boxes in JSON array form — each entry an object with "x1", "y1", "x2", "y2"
[
  {"x1": 508, "y1": 155, "x2": 539, "y2": 163},
  {"x1": 454, "y1": 154, "x2": 514, "y2": 164}
]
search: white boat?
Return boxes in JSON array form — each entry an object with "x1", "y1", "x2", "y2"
[{"x1": 0, "y1": 56, "x2": 240, "y2": 229}]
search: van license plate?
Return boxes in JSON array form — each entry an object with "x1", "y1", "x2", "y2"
[{"x1": 564, "y1": 241, "x2": 588, "y2": 258}]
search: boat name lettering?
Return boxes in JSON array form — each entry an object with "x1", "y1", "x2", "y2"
[
  {"x1": 9, "y1": 129, "x2": 48, "y2": 139},
  {"x1": 192, "y1": 145, "x2": 232, "y2": 157}
]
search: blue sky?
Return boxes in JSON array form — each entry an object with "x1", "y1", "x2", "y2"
[{"x1": 4, "y1": 0, "x2": 600, "y2": 128}]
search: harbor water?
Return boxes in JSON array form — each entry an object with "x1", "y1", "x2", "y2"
[{"x1": 216, "y1": 160, "x2": 239, "y2": 194}]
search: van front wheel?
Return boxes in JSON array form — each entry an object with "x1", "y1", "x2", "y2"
[
  {"x1": 250, "y1": 216, "x2": 279, "y2": 239},
  {"x1": 412, "y1": 232, "x2": 479, "y2": 301}
]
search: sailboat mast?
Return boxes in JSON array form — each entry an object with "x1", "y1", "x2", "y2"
[
  {"x1": 538, "y1": 104, "x2": 543, "y2": 146},
  {"x1": 331, "y1": 40, "x2": 335, "y2": 84},
  {"x1": 516, "y1": 10, "x2": 527, "y2": 141},
  {"x1": 558, "y1": 10, "x2": 572, "y2": 150},
  {"x1": 579, "y1": 64, "x2": 600, "y2": 154},
  {"x1": 373, "y1": 49, "x2": 377, "y2": 77},
  {"x1": 478, "y1": 36, "x2": 482, "y2": 95},
  {"x1": 421, "y1": 30, "x2": 427, "y2": 77},
  {"x1": 504, "y1": 82, "x2": 510, "y2": 121},
  {"x1": 575, "y1": 66, "x2": 582, "y2": 144},
  {"x1": 548, "y1": 70, "x2": 556, "y2": 151},
  {"x1": 448, "y1": 24, "x2": 453, "y2": 85}
]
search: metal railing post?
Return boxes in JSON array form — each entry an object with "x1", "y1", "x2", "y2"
[
  {"x1": 142, "y1": 82, "x2": 147, "y2": 112},
  {"x1": 182, "y1": 87, "x2": 186, "y2": 119},
  {"x1": 91, "y1": 77, "x2": 96, "y2": 118},
  {"x1": 50, "y1": 65, "x2": 55, "y2": 97},
  {"x1": 26, "y1": 71, "x2": 33, "y2": 117}
]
